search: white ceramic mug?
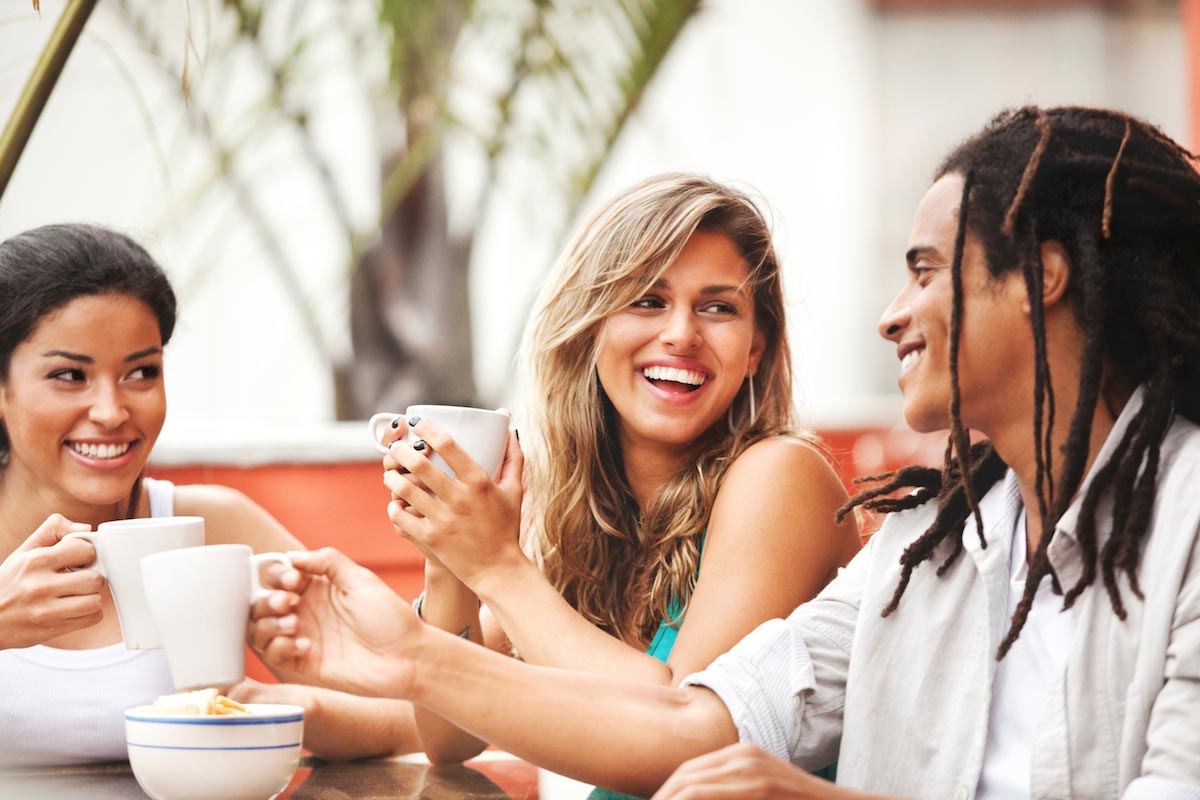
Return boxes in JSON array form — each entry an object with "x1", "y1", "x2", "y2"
[
  {"x1": 368, "y1": 404, "x2": 511, "y2": 480},
  {"x1": 140, "y1": 544, "x2": 292, "y2": 690},
  {"x1": 61, "y1": 516, "x2": 205, "y2": 650}
]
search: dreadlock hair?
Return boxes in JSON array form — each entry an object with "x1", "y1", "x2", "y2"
[{"x1": 838, "y1": 106, "x2": 1200, "y2": 658}]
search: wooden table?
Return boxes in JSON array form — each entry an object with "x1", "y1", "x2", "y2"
[{"x1": 0, "y1": 751, "x2": 545, "y2": 799}]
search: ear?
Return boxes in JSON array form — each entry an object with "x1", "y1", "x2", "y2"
[
  {"x1": 748, "y1": 327, "x2": 767, "y2": 376},
  {"x1": 1031, "y1": 240, "x2": 1072, "y2": 311}
]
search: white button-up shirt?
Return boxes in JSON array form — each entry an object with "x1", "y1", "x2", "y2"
[{"x1": 686, "y1": 391, "x2": 1200, "y2": 799}]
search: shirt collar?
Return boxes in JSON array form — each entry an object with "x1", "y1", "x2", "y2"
[{"x1": 1052, "y1": 384, "x2": 1146, "y2": 543}]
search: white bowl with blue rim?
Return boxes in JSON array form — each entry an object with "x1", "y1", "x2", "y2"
[{"x1": 125, "y1": 703, "x2": 304, "y2": 800}]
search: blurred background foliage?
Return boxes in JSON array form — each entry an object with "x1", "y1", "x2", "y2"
[{"x1": 0, "y1": 0, "x2": 700, "y2": 417}]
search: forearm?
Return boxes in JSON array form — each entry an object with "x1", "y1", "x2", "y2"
[
  {"x1": 403, "y1": 627, "x2": 736, "y2": 797},
  {"x1": 303, "y1": 689, "x2": 421, "y2": 760},
  {"x1": 414, "y1": 565, "x2": 490, "y2": 762},
  {"x1": 475, "y1": 560, "x2": 674, "y2": 684}
]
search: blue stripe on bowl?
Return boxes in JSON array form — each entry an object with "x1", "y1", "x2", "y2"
[
  {"x1": 125, "y1": 714, "x2": 303, "y2": 725},
  {"x1": 127, "y1": 743, "x2": 300, "y2": 751}
]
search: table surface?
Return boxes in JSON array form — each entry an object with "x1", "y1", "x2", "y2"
[{"x1": 0, "y1": 751, "x2": 550, "y2": 799}]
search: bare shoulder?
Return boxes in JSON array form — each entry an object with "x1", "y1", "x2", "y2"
[
  {"x1": 720, "y1": 435, "x2": 846, "y2": 502},
  {"x1": 711, "y1": 435, "x2": 859, "y2": 567},
  {"x1": 172, "y1": 484, "x2": 302, "y2": 551},
  {"x1": 172, "y1": 483, "x2": 254, "y2": 516}
]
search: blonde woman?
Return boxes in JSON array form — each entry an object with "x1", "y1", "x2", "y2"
[{"x1": 378, "y1": 174, "x2": 860, "y2": 777}]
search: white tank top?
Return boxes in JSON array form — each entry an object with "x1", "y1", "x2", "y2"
[{"x1": 0, "y1": 478, "x2": 179, "y2": 767}]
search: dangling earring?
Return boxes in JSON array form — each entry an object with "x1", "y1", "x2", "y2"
[{"x1": 727, "y1": 374, "x2": 757, "y2": 435}]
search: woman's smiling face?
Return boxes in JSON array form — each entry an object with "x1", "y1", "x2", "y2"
[
  {"x1": 595, "y1": 229, "x2": 765, "y2": 457},
  {"x1": 0, "y1": 294, "x2": 166, "y2": 511}
]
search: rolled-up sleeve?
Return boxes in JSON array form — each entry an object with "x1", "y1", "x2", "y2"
[
  {"x1": 682, "y1": 537, "x2": 871, "y2": 770},
  {"x1": 682, "y1": 617, "x2": 812, "y2": 761}
]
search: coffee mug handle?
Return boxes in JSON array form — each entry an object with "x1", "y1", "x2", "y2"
[
  {"x1": 60, "y1": 531, "x2": 105, "y2": 576},
  {"x1": 248, "y1": 552, "x2": 294, "y2": 603},
  {"x1": 367, "y1": 412, "x2": 400, "y2": 456}
]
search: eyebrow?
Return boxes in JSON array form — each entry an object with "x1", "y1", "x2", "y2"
[
  {"x1": 905, "y1": 245, "x2": 939, "y2": 267},
  {"x1": 42, "y1": 347, "x2": 163, "y2": 363},
  {"x1": 650, "y1": 278, "x2": 749, "y2": 296}
]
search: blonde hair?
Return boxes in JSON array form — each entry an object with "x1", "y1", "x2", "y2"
[{"x1": 520, "y1": 173, "x2": 818, "y2": 643}]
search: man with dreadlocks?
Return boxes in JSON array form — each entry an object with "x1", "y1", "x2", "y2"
[{"x1": 251, "y1": 106, "x2": 1200, "y2": 799}]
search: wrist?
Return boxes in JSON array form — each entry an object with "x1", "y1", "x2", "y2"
[
  {"x1": 401, "y1": 621, "x2": 441, "y2": 703},
  {"x1": 471, "y1": 554, "x2": 535, "y2": 607}
]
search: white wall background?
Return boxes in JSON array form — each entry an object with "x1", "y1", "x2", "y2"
[{"x1": 0, "y1": 0, "x2": 1186, "y2": 456}]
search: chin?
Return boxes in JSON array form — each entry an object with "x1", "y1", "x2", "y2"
[
  {"x1": 902, "y1": 401, "x2": 950, "y2": 435},
  {"x1": 70, "y1": 478, "x2": 139, "y2": 507}
]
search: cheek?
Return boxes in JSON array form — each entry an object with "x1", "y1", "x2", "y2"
[{"x1": 138, "y1": 392, "x2": 168, "y2": 433}]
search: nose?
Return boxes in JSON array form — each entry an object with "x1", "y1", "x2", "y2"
[
  {"x1": 659, "y1": 306, "x2": 701, "y2": 351},
  {"x1": 88, "y1": 382, "x2": 130, "y2": 429},
  {"x1": 878, "y1": 288, "x2": 912, "y2": 343}
]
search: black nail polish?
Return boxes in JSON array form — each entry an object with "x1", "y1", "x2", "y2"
[
  {"x1": 408, "y1": 415, "x2": 422, "y2": 427},
  {"x1": 391, "y1": 417, "x2": 400, "y2": 429},
  {"x1": 515, "y1": 428, "x2": 520, "y2": 442},
  {"x1": 413, "y1": 439, "x2": 426, "y2": 452}
]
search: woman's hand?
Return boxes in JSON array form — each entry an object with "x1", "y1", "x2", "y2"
[
  {"x1": 381, "y1": 416, "x2": 446, "y2": 571},
  {"x1": 248, "y1": 547, "x2": 421, "y2": 699},
  {"x1": 382, "y1": 418, "x2": 525, "y2": 592},
  {"x1": 0, "y1": 515, "x2": 102, "y2": 649},
  {"x1": 651, "y1": 743, "x2": 836, "y2": 800}
]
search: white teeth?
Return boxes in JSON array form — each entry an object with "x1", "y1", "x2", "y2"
[
  {"x1": 71, "y1": 441, "x2": 132, "y2": 459},
  {"x1": 642, "y1": 365, "x2": 707, "y2": 386},
  {"x1": 900, "y1": 349, "x2": 923, "y2": 372}
]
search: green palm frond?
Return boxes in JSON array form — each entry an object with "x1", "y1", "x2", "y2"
[{"x1": 376, "y1": 0, "x2": 701, "y2": 231}]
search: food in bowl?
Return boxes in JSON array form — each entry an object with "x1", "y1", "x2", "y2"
[
  {"x1": 149, "y1": 687, "x2": 248, "y2": 716},
  {"x1": 125, "y1": 701, "x2": 304, "y2": 800}
]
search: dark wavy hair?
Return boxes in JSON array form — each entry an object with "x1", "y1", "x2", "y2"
[
  {"x1": 840, "y1": 106, "x2": 1200, "y2": 658},
  {"x1": 0, "y1": 223, "x2": 177, "y2": 512}
]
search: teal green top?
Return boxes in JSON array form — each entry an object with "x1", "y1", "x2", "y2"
[
  {"x1": 586, "y1": 533, "x2": 836, "y2": 800},
  {"x1": 586, "y1": 537, "x2": 703, "y2": 800}
]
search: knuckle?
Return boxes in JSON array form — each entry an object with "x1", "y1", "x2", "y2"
[
  {"x1": 422, "y1": 428, "x2": 450, "y2": 449},
  {"x1": 81, "y1": 571, "x2": 104, "y2": 592}
]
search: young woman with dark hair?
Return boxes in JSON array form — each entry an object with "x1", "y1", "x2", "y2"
[{"x1": 0, "y1": 223, "x2": 420, "y2": 765}]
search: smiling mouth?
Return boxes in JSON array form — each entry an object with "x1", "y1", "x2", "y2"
[
  {"x1": 68, "y1": 441, "x2": 134, "y2": 460},
  {"x1": 900, "y1": 348, "x2": 924, "y2": 374},
  {"x1": 642, "y1": 365, "x2": 707, "y2": 393}
]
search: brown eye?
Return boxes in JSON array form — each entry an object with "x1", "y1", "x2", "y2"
[
  {"x1": 631, "y1": 296, "x2": 666, "y2": 310},
  {"x1": 49, "y1": 369, "x2": 86, "y2": 383}
]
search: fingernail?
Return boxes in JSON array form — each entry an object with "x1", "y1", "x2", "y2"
[
  {"x1": 408, "y1": 415, "x2": 422, "y2": 427},
  {"x1": 391, "y1": 417, "x2": 400, "y2": 429},
  {"x1": 279, "y1": 615, "x2": 297, "y2": 634},
  {"x1": 270, "y1": 593, "x2": 289, "y2": 611},
  {"x1": 413, "y1": 439, "x2": 426, "y2": 452},
  {"x1": 295, "y1": 637, "x2": 311, "y2": 652},
  {"x1": 515, "y1": 428, "x2": 520, "y2": 442}
]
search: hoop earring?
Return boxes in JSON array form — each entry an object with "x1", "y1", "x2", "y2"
[{"x1": 727, "y1": 375, "x2": 757, "y2": 435}]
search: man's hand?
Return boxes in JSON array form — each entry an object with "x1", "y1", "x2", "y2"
[
  {"x1": 249, "y1": 547, "x2": 422, "y2": 699},
  {"x1": 652, "y1": 743, "x2": 836, "y2": 800}
]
